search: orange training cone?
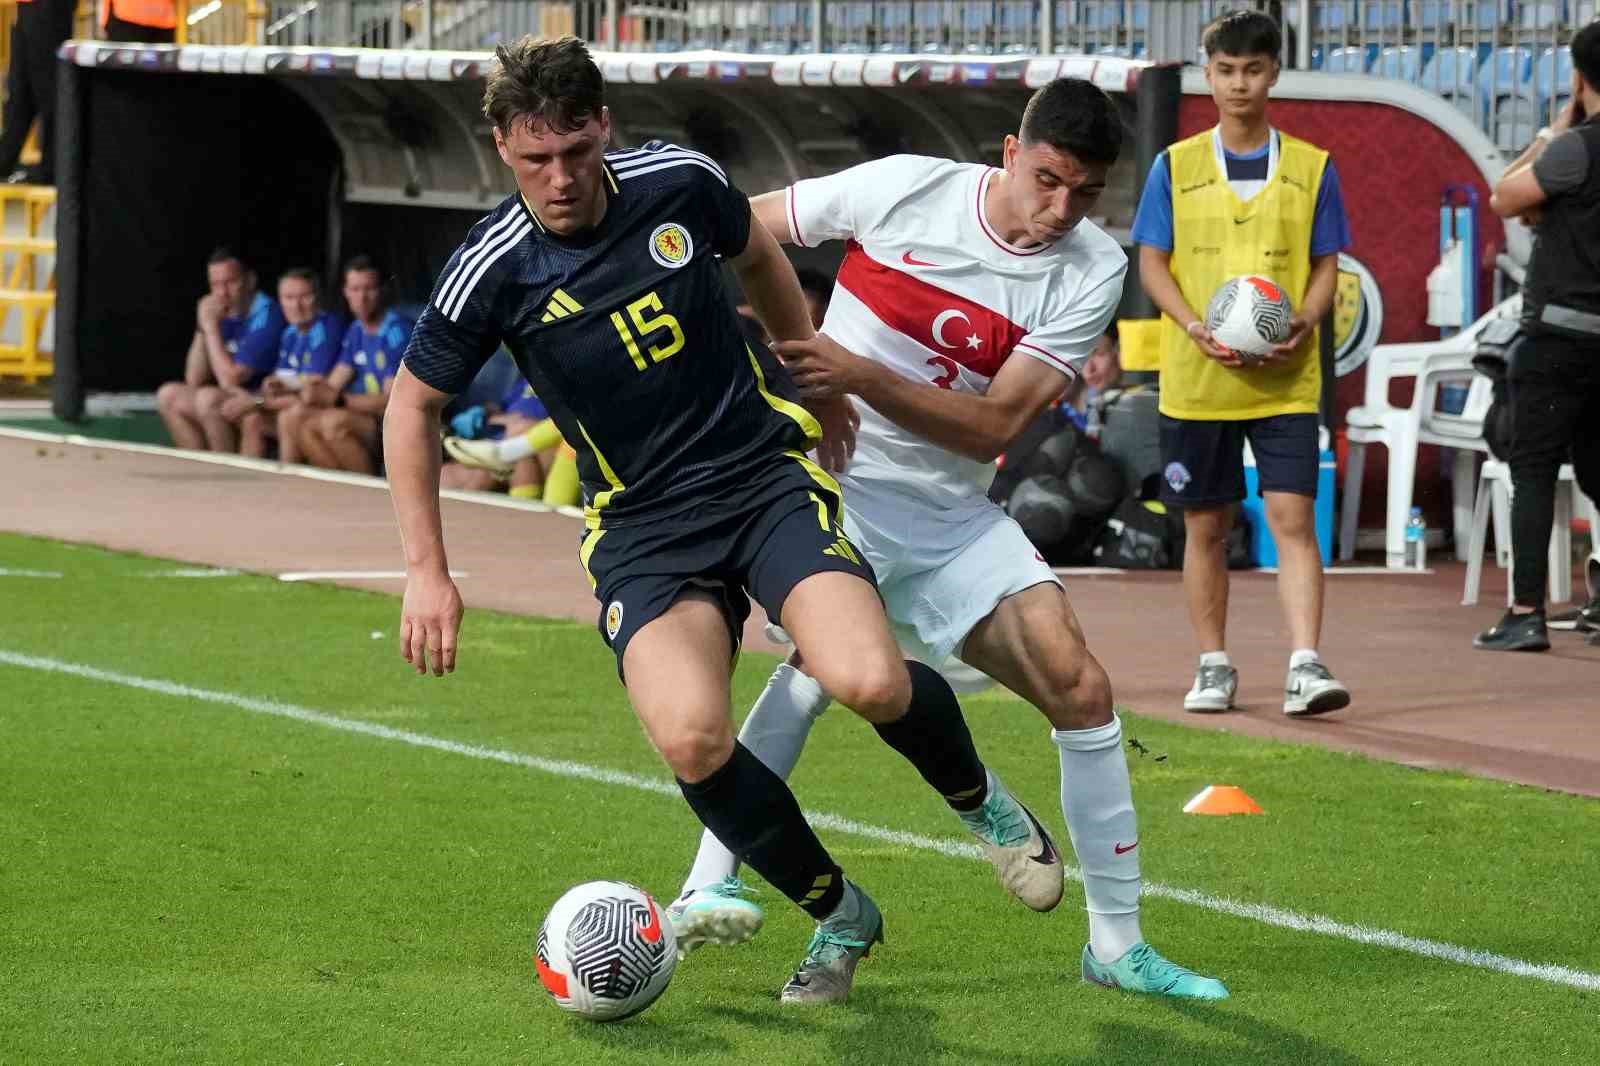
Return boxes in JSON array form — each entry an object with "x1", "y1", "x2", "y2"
[{"x1": 1182, "y1": 785, "x2": 1263, "y2": 816}]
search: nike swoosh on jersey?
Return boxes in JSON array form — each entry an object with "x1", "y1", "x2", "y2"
[{"x1": 901, "y1": 250, "x2": 939, "y2": 267}]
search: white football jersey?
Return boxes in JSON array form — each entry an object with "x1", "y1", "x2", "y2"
[{"x1": 786, "y1": 154, "x2": 1127, "y2": 506}]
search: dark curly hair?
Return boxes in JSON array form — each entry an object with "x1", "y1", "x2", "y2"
[{"x1": 483, "y1": 35, "x2": 606, "y2": 136}]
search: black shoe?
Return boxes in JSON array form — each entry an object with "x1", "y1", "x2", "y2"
[
  {"x1": 1473, "y1": 610, "x2": 1550, "y2": 652},
  {"x1": 1547, "y1": 597, "x2": 1600, "y2": 632}
]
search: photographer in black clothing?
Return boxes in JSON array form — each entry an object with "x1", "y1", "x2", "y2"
[{"x1": 1477, "y1": 21, "x2": 1600, "y2": 652}]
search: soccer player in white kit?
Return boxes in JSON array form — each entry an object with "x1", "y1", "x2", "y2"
[{"x1": 670, "y1": 78, "x2": 1228, "y2": 1000}]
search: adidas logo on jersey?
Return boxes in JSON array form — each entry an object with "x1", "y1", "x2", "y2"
[{"x1": 541, "y1": 288, "x2": 583, "y2": 323}]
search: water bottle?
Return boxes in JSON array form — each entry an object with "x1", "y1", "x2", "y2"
[{"x1": 1404, "y1": 506, "x2": 1428, "y2": 570}]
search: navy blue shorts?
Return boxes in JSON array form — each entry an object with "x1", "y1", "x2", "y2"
[
  {"x1": 582, "y1": 456, "x2": 877, "y2": 680},
  {"x1": 1158, "y1": 412, "x2": 1319, "y2": 508}
]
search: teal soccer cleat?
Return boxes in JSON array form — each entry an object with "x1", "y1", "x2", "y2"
[
  {"x1": 666, "y1": 876, "x2": 764, "y2": 960},
  {"x1": 1081, "y1": 942, "x2": 1230, "y2": 1000},
  {"x1": 779, "y1": 881, "x2": 884, "y2": 1005}
]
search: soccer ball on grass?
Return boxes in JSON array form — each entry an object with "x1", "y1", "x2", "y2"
[{"x1": 535, "y1": 880, "x2": 677, "y2": 1021}]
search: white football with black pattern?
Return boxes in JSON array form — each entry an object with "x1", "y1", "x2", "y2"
[
  {"x1": 535, "y1": 880, "x2": 677, "y2": 1021},
  {"x1": 1204, "y1": 275, "x2": 1295, "y2": 363}
]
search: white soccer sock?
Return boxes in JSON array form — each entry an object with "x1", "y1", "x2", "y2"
[
  {"x1": 1199, "y1": 650, "x2": 1231, "y2": 668},
  {"x1": 1053, "y1": 714, "x2": 1143, "y2": 964},
  {"x1": 679, "y1": 663, "x2": 831, "y2": 896},
  {"x1": 1290, "y1": 648, "x2": 1320, "y2": 668}
]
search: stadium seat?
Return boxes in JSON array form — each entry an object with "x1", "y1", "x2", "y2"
[
  {"x1": 1359, "y1": 1, "x2": 1405, "y2": 29},
  {"x1": 1423, "y1": 46, "x2": 1488, "y2": 121},
  {"x1": 913, "y1": 0, "x2": 951, "y2": 52},
  {"x1": 1375, "y1": 46, "x2": 1423, "y2": 82},
  {"x1": 1287, "y1": 0, "x2": 1349, "y2": 29},
  {"x1": 1083, "y1": 0, "x2": 1120, "y2": 29},
  {"x1": 1324, "y1": 46, "x2": 1372, "y2": 73},
  {"x1": 955, "y1": 2, "x2": 994, "y2": 53},
  {"x1": 1517, "y1": 1, "x2": 1565, "y2": 29},
  {"x1": 1533, "y1": 47, "x2": 1574, "y2": 107},
  {"x1": 876, "y1": 2, "x2": 912, "y2": 51},
  {"x1": 996, "y1": 1, "x2": 1035, "y2": 54},
  {"x1": 1491, "y1": 86, "x2": 1545, "y2": 149},
  {"x1": 826, "y1": 2, "x2": 875, "y2": 52}
]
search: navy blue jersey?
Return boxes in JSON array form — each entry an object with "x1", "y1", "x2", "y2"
[{"x1": 403, "y1": 143, "x2": 819, "y2": 527}]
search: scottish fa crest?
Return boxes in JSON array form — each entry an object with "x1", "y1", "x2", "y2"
[{"x1": 649, "y1": 223, "x2": 693, "y2": 269}]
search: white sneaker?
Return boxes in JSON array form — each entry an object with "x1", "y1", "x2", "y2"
[
  {"x1": 1183, "y1": 664, "x2": 1238, "y2": 713},
  {"x1": 1283, "y1": 661, "x2": 1350, "y2": 717}
]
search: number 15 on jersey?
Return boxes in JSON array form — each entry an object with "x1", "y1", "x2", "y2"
[{"x1": 610, "y1": 291, "x2": 685, "y2": 371}]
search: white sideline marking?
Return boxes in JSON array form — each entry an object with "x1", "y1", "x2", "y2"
[
  {"x1": 277, "y1": 570, "x2": 470, "y2": 583},
  {"x1": 4, "y1": 646, "x2": 1600, "y2": 994},
  {"x1": 0, "y1": 427, "x2": 581, "y2": 520},
  {"x1": 143, "y1": 568, "x2": 242, "y2": 578},
  {"x1": 0, "y1": 568, "x2": 63, "y2": 577}
]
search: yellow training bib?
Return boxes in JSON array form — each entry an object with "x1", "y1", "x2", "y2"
[{"x1": 1158, "y1": 128, "x2": 1328, "y2": 421}]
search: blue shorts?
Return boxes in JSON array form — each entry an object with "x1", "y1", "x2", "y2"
[{"x1": 1158, "y1": 412, "x2": 1319, "y2": 508}]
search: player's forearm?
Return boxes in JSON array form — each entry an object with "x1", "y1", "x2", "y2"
[
  {"x1": 853, "y1": 363, "x2": 1018, "y2": 463},
  {"x1": 384, "y1": 397, "x2": 450, "y2": 574},
  {"x1": 201, "y1": 326, "x2": 242, "y2": 387},
  {"x1": 345, "y1": 393, "x2": 388, "y2": 415},
  {"x1": 1138, "y1": 247, "x2": 1201, "y2": 329},
  {"x1": 1300, "y1": 254, "x2": 1339, "y2": 326}
]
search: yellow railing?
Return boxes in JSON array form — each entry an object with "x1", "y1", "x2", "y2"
[{"x1": 0, "y1": 185, "x2": 55, "y2": 384}]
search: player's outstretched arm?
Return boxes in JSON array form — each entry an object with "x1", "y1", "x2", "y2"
[
  {"x1": 774, "y1": 333, "x2": 1069, "y2": 463},
  {"x1": 385, "y1": 366, "x2": 463, "y2": 678}
]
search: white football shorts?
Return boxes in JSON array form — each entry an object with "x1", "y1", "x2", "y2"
[{"x1": 838, "y1": 473, "x2": 1061, "y2": 665}]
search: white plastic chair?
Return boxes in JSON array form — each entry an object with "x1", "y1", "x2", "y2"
[
  {"x1": 1462, "y1": 461, "x2": 1598, "y2": 607},
  {"x1": 1416, "y1": 357, "x2": 1496, "y2": 562},
  {"x1": 1340, "y1": 295, "x2": 1520, "y2": 568}
]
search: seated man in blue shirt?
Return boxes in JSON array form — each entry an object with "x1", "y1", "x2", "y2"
[
  {"x1": 218, "y1": 267, "x2": 342, "y2": 460},
  {"x1": 288, "y1": 257, "x2": 413, "y2": 475},
  {"x1": 157, "y1": 248, "x2": 283, "y2": 452}
]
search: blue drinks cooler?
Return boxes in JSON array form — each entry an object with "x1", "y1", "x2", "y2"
[{"x1": 1241, "y1": 429, "x2": 1336, "y2": 568}]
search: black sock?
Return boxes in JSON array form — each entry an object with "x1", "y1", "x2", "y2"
[
  {"x1": 677, "y1": 742, "x2": 844, "y2": 920},
  {"x1": 873, "y1": 660, "x2": 988, "y2": 812}
]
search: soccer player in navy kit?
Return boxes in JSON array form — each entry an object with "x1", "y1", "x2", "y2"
[{"x1": 383, "y1": 36, "x2": 1054, "y2": 1005}]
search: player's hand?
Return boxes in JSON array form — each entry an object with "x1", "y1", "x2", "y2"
[
  {"x1": 218, "y1": 390, "x2": 257, "y2": 420},
  {"x1": 1516, "y1": 206, "x2": 1544, "y2": 228},
  {"x1": 1264, "y1": 316, "x2": 1312, "y2": 363},
  {"x1": 261, "y1": 376, "x2": 290, "y2": 399},
  {"x1": 197, "y1": 293, "x2": 225, "y2": 329},
  {"x1": 809, "y1": 395, "x2": 858, "y2": 473},
  {"x1": 302, "y1": 379, "x2": 338, "y2": 407},
  {"x1": 1187, "y1": 321, "x2": 1245, "y2": 368},
  {"x1": 399, "y1": 567, "x2": 463, "y2": 677},
  {"x1": 773, "y1": 333, "x2": 871, "y2": 401},
  {"x1": 1552, "y1": 97, "x2": 1582, "y2": 133}
]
